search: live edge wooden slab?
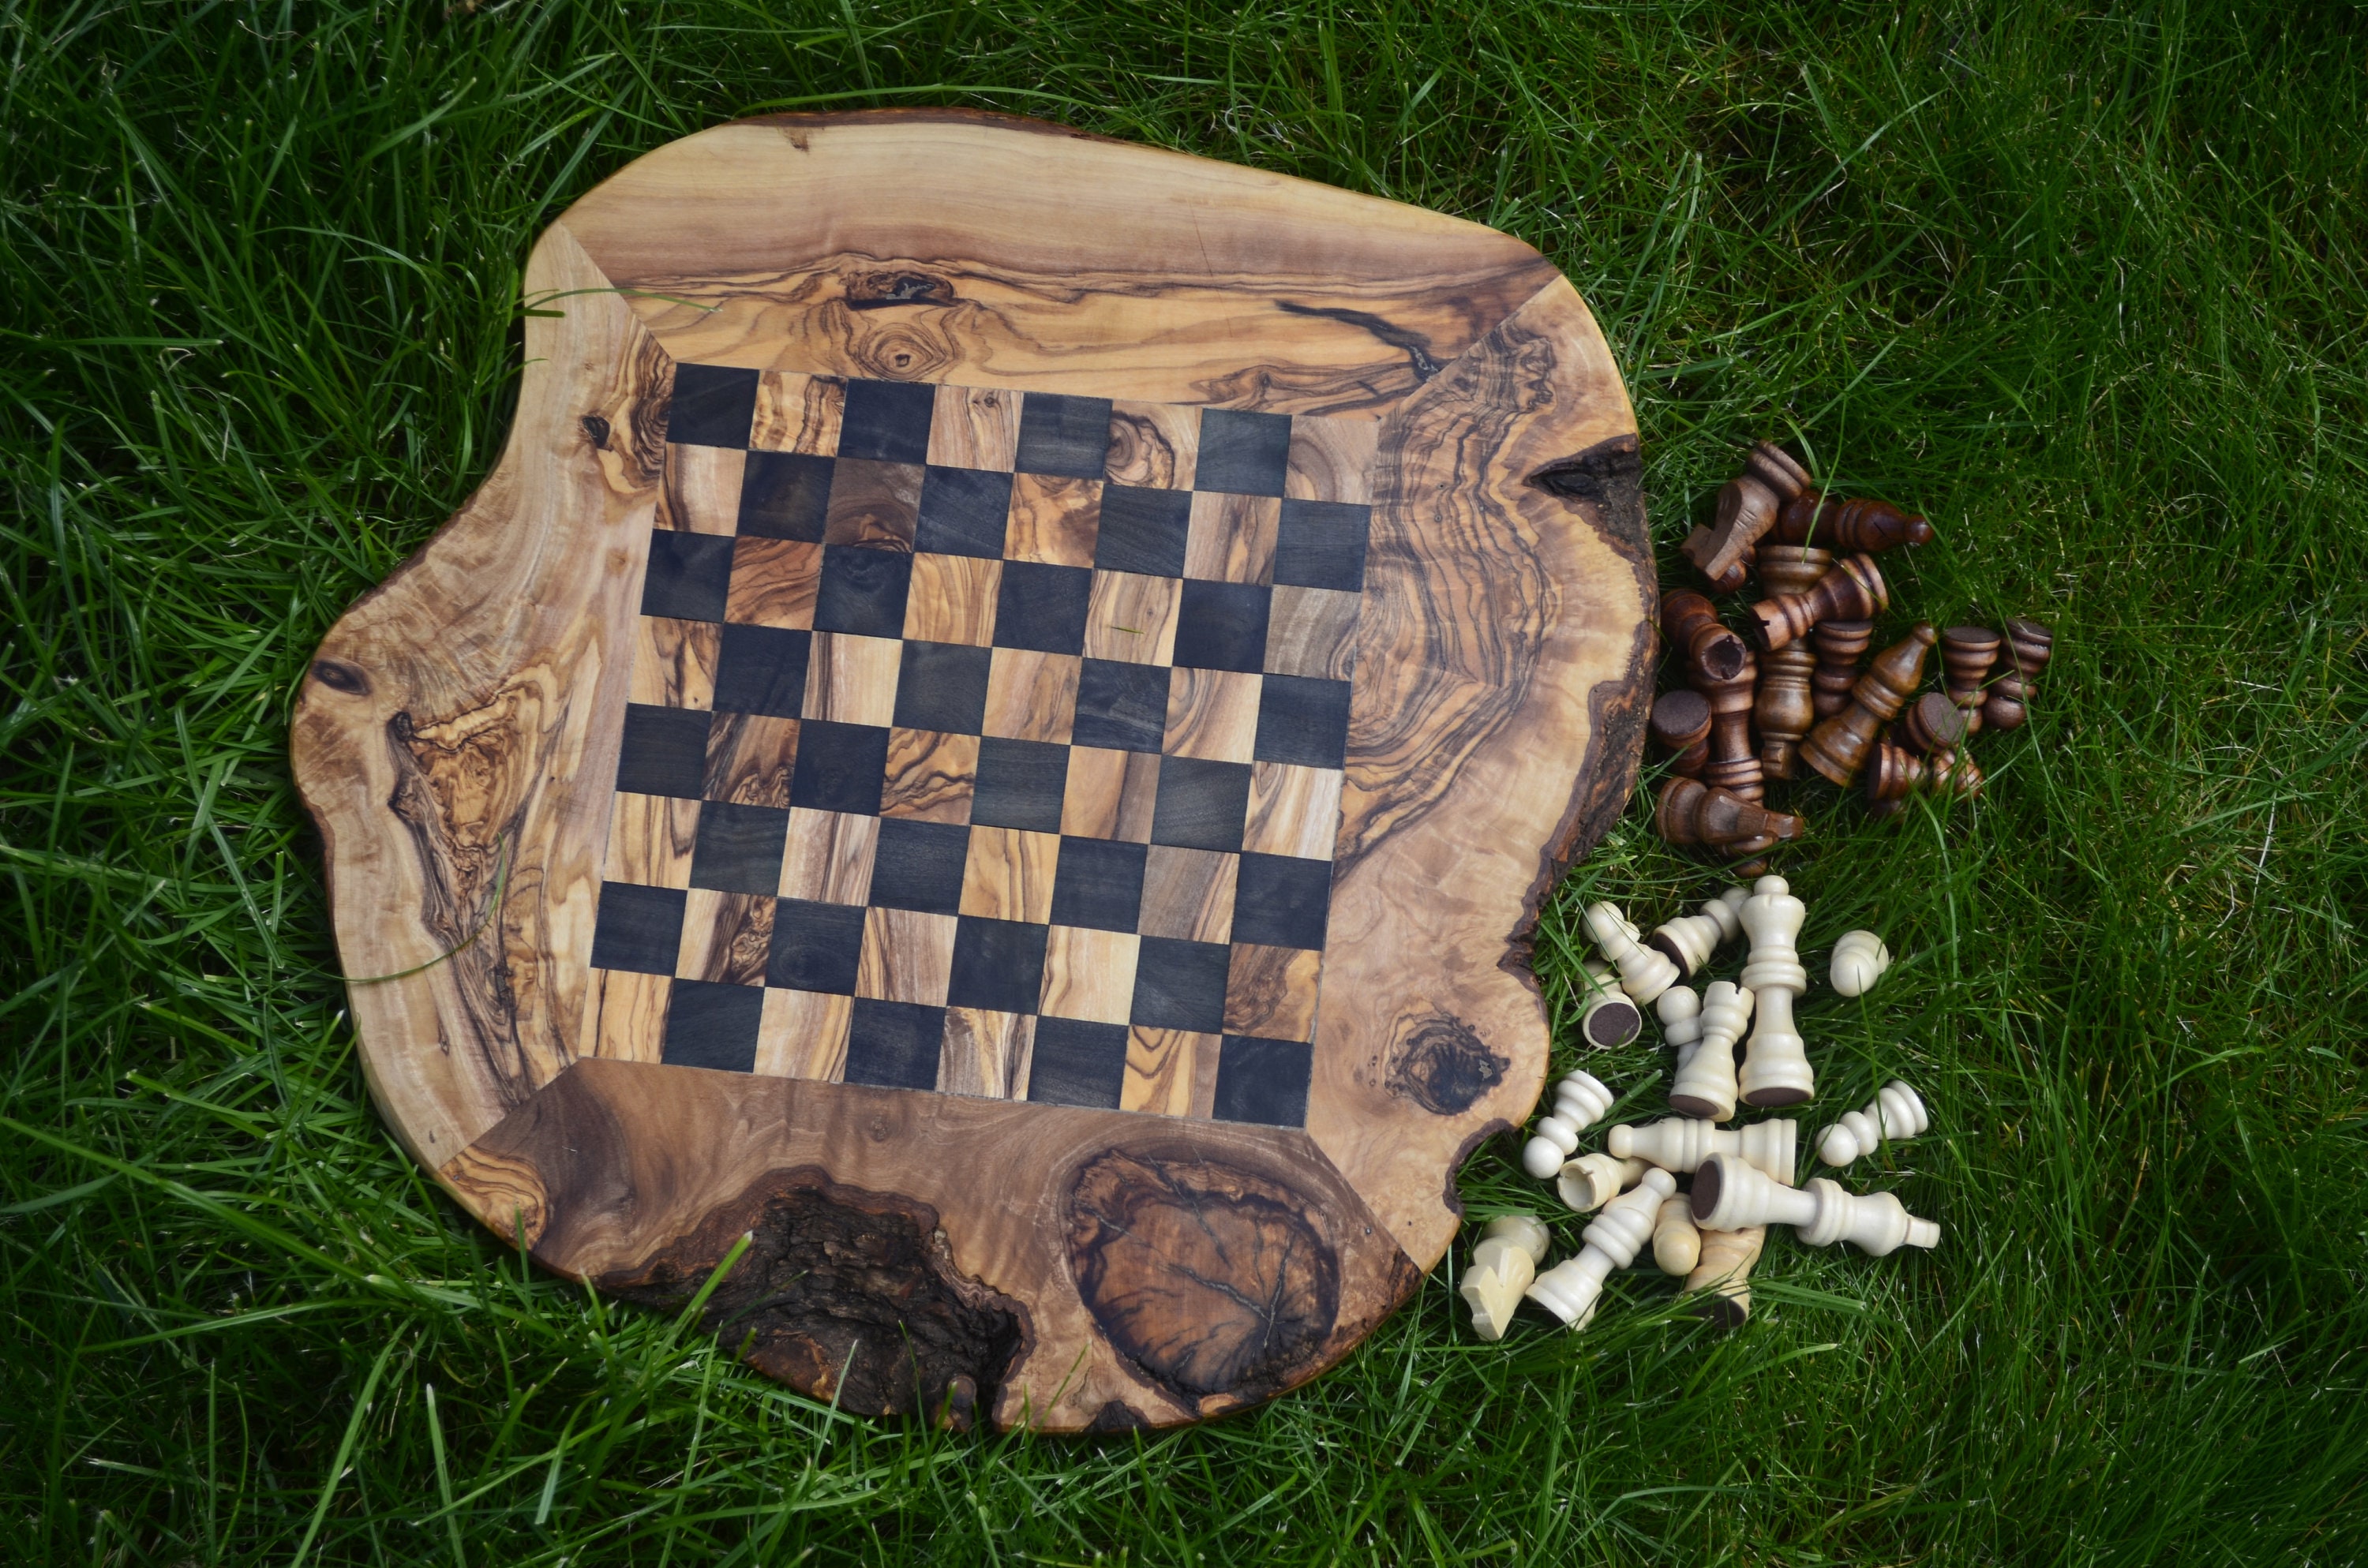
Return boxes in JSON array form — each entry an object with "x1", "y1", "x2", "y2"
[{"x1": 291, "y1": 110, "x2": 1653, "y2": 1431}]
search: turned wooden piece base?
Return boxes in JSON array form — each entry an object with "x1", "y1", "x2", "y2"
[{"x1": 290, "y1": 112, "x2": 1654, "y2": 1431}]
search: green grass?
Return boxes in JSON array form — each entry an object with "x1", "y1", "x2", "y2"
[{"x1": 5, "y1": 1, "x2": 2364, "y2": 1561}]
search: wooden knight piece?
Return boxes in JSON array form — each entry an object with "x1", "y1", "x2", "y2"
[
  {"x1": 1745, "y1": 551, "x2": 1888, "y2": 653},
  {"x1": 1982, "y1": 618, "x2": 2055, "y2": 731},
  {"x1": 1770, "y1": 490, "x2": 1934, "y2": 552},
  {"x1": 1799, "y1": 623, "x2": 1938, "y2": 788},
  {"x1": 1752, "y1": 542, "x2": 1830, "y2": 777},
  {"x1": 1939, "y1": 625, "x2": 2002, "y2": 734},
  {"x1": 1811, "y1": 618, "x2": 1873, "y2": 719},
  {"x1": 1680, "y1": 441, "x2": 1812, "y2": 586}
]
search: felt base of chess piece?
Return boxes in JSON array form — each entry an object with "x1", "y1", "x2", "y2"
[
  {"x1": 1772, "y1": 490, "x2": 1934, "y2": 552},
  {"x1": 1650, "y1": 690, "x2": 1713, "y2": 779},
  {"x1": 1680, "y1": 441, "x2": 1810, "y2": 586},
  {"x1": 1580, "y1": 960, "x2": 1643, "y2": 1047},
  {"x1": 1982, "y1": 617, "x2": 2055, "y2": 731},
  {"x1": 1800, "y1": 623, "x2": 1938, "y2": 788},
  {"x1": 1829, "y1": 930, "x2": 1892, "y2": 996},
  {"x1": 1812, "y1": 618, "x2": 1872, "y2": 719},
  {"x1": 1685, "y1": 1224, "x2": 1766, "y2": 1325},
  {"x1": 1655, "y1": 778, "x2": 1804, "y2": 850},
  {"x1": 1746, "y1": 552, "x2": 1888, "y2": 653},
  {"x1": 1816, "y1": 1080, "x2": 1929, "y2": 1166},
  {"x1": 1939, "y1": 625, "x2": 2001, "y2": 735}
]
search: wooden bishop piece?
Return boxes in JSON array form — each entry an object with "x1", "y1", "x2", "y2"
[{"x1": 1798, "y1": 623, "x2": 1938, "y2": 788}]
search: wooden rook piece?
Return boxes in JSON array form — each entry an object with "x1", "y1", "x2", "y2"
[
  {"x1": 289, "y1": 111, "x2": 1658, "y2": 1431},
  {"x1": 1654, "y1": 779, "x2": 1803, "y2": 851},
  {"x1": 1680, "y1": 442, "x2": 1811, "y2": 587},
  {"x1": 1811, "y1": 619, "x2": 1872, "y2": 719},
  {"x1": 1744, "y1": 552, "x2": 1888, "y2": 653},
  {"x1": 1771, "y1": 490, "x2": 1934, "y2": 552},
  {"x1": 1982, "y1": 618, "x2": 2055, "y2": 732},
  {"x1": 1662, "y1": 589, "x2": 1763, "y2": 803},
  {"x1": 1752, "y1": 543, "x2": 1830, "y2": 777},
  {"x1": 1799, "y1": 623, "x2": 1938, "y2": 788},
  {"x1": 1939, "y1": 626, "x2": 2000, "y2": 734},
  {"x1": 1649, "y1": 690, "x2": 1712, "y2": 779}
]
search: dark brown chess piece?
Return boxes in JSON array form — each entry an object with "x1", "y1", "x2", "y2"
[
  {"x1": 1650, "y1": 690, "x2": 1713, "y2": 779},
  {"x1": 1894, "y1": 690, "x2": 1970, "y2": 756},
  {"x1": 1981, "y1": 618, "x2": 2055, "y2": 731},
  {"x1": 1771, "y1": 491, "x2": 1935, "y2": 552},
  {"x1": 1662, "y1": 589, "x2": 1748, "y2": 686},
  {"x1": 1745, "y1": 552, "x2": 1888, "y2": 653},
  {"x1": 1799, "y1": 623, "x2": 1937, "y2": 788},
  {"x1": 1656, "y1": 777, "x2": 1806, "y2": 848},
  {"x1": 1811, "y1": 619, "x2": 1872, "y2": 719},
  {"x1": 1866, "y1": 741, "x2": 1985, "y2": 811},
  {"x1": 1939, "y1": 626, "x2": 2002, "y2": 735},
  {"x1": 1699, "y1": 643, "x2": 1763, "y2": 803},
  {"x1": 1680, "y1": 442, "x2": 1811, "y2": 586},
  {"x1": 1752, "y1": 543, "x2": 1829, "y2": 778}
]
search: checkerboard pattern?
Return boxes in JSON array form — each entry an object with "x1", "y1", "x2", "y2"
[{"x1": 586, "y1": 362, "x2": 1381, "y2": 1128}]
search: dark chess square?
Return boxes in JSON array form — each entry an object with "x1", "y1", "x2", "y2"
[
  {"x1": 789, "y1": 720, "x2": 890, "y2": 814},
  {"x1": 713, "y1": 624, "x2": 812, "y2": 719},
  {"x1": 1026, "y1": 1016, "x2": 1128, "y2": 1109},
  {"x1": 768, "y1": 898, "x2": 867, "y2": 994},
  {"x1": 590, "y1": 881, "x2": 687, "y2": 975},
  {"x1": 1212, "y1": 1035, "x2": 1313, "y2": 1125},
  {"x1": 1017, "y1": 392, "x2": 1116, "y2": 478},
  {"x1": 689, "y1": 800, "x2": 789, "y2": 896},
  {"x1": 1049, "y1": 836, "x2": 1147, "y2": 932},
  {"x1": 993, "y1": 560, "x2": 1092, "y2": 654},
  {"x1": 837, "y1": 379, "x2": 935, "y2": 465},
  {"x1": 617, "y1": 703, "x2": 714, "y2": 798},
  {"x1": 739, "y1": 451, "x2": 834, "y2": 541},
  {"x1": 1173, "y1": 580, "x2": 1270, "y2": 672},
  {"x1": 668, "y1": 364, "x2": 760, "y2": 449},
  {"x1": 844, "y1": 997, "x2": 947, "y2": 1089},
  {"x1": 947, "y1": 915, "x2": 1050, "y2": 1013},
  {"x1": 814, "y1": 544, "x2": 913, "y2": 638},
  {"x1": 894, "y1": 639, "x2": 993, "y2": 733},
  {"x1": 868, "y1": 817, "x2": 972, "y2": 915},
  {"x1": 1273, "y1": 498, "x2": 1372, "y2": 592},
  {"x1": 1093, "y1": 485, "x2": 1193, "y2": 577},
  {"x1": 1193, "y1": 408, "x2": 1292, "y2": 496},
  {"x1": 1232, "y1": 851, "x2": 1332, "y2": 949},
  {"x1": 971, "y1": 736, "x2": 1070, "y2": 833},
  {"x1": 1253, "y1": 673, "x2": 1353, "y2": 770},
  {"x1": 916, "y1": 466, "x2": 1014, "y2": 558},
  {"x1": 1150, "y1": 756, "x2": 1252, "y2": 852},
  {"x1": 642, "y1": 530, "x2": 735, "y2": 622},
  {"x1": 1130, "y1": 936, "x2": 1230, "y2": 1033},
  {"x1": 661, "y1": 979, "x2": 765, "y2": 1072}
]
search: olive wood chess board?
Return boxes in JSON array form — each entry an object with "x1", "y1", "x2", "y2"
[{"x1": 291, "y1": 110, "x2": 1654, "y2": 1431}]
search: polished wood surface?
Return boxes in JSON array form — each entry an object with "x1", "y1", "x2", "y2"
[{"x1": 290, "y1": 111, "x2": 1650, "y2": 1431}]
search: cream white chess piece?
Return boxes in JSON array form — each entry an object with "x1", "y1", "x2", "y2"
[
  {"x1": 1830, "y1": 930, "x2": 1893, "y2": 997},
  {"x1": 1525, "y1": 1167, "x2": 1677, "y2": 1329},
  {"x1": 1657, "y1": 986, "x2": 1703, "y2": 1055},
  {"x1": 1685, "y1": 1225, "x2": 1766, "y2": 1324},
  {"x1": 1737, "y1": 876, "x2": 1815, "y2": 1107},
  {"x1": 1459, "y1": 1214, "x2": 1553, "y2": 1341},
  {"x1": 1647, "y1": 885, "x2": 1750, "y2": 978},
  {"x1": 1520, "y1": 1070, "x2": 1614, "y2": 1177},
  {"x1": 1669, "y1": 981, "x2": 1752, "y2": 1121},
  {"x1": 1817, "y1": 1080, "x2": 1929, "y2": 1166},
  {"x1": 1583, "y1": 900, "x2": 1680, "y2": 1005},
  {"x1": 1556, "y1": 1152, "x2": 1647, "y2": 1213},
  {"x1": 1652, "y1": 1195, "x2": 1702, "y2": 1275},
  {"x1": 1580, "y1": 959, "x2": 1644, "y2": 1047},
  {"x1": 1691, "y1": 1152, "x2": 1939, "y2": 1256},
  {"x1": 1607, "y1": 1116, "x2": 1796, "y2": 1184}
]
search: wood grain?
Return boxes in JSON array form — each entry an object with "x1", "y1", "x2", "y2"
[{"x1": 296, "y1": 111, "x2": 1646, "y2": 1431}]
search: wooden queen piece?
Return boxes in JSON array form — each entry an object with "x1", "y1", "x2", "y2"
[{"x1": 288, "y1": 113, "x2": 1655, "y2": 1431}]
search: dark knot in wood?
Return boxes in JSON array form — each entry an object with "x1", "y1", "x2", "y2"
[
  {"x1": 1527, "y1": 432, "x2": 1642, "y2": 512},
  {"x1": 309, "y1": 660, "x2": 369, "y2": 696},
  {"x1": 602, "y1": 1166, "x2": 1026, "y2": 1426},
  {"x1": 1066, "y1": 1151, "x2": 1339, "y2": 1405},
  {"x1": 1384, "y1": 1012, "x2": 1508, "y2": 1116},
  {"x1": 845, "y1": 268, "x2": 959, "y2": 310},
  {"x1": 579, "y1": 413, "x2": 612, "y2": 450}
]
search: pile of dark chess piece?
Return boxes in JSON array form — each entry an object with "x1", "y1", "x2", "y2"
[{"x1": 1647, "y1": 440, "x2": 2055, "y2": 870}]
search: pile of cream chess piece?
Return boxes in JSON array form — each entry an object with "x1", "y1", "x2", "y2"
[{"x1": 1460, "y1": 876, "x2": 1937, "y2": 1337}]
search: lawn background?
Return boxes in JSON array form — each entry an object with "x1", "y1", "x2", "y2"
[{"x1": 5, "y1": 1, "x2": 2366, "y2": 1562}]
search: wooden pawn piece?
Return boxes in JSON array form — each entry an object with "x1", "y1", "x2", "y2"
[
  {"x1": 1864, "y1": 743, "x2": 1985, "y2": 813},
  {"x1": 1459, "y1": 1214, "x2": 1551, "y2": 1342},
  {"x1": 1647, "y1": 885, "x2": 1750, "y2": 979},
  {"x1": 1811, "y1": 618, "x2": 1872, "y2": 719},
  {"x1": 1653, "y1": 1196, "x2": 1702, "y2": 1276},
  {"x1": 1526, "y1": 1167, "x2": 1678, "y2": 1329},
  {"x1": 1816, "y1": 1080, "x2": 1930, "y2": 1166},
  {"x1": 1669, "y1": 980, "x2": 1751, "y2": 1121},
  {"x1": 1829, "y1": 931, "x2": 1892, "y2": 997},
  {"x1": 1982, "y1": 618, "x2": 2055, "y2": 732},
  {"x1": 1692, "y1": 1154, "x2": 1940, "y2": 1256},
  {"x1": 1697, "y1": 646, "x2": 1763, "y2": 804},
  {"x1": 1894, "y1": 691, "x2": 1969, "y2": 758},
  {"x1": 1744, "y1": 552, "x2": 1889, "y2": 653},
  {"x1": 1579, "y1": 960, "x2": 1643, "y2": 1047},
  {"x1": 1752, "y1": 543, "x2": 1830, "y2": 777},
  {"x1": 1772, "y1": 490, "x2": 1935, "y2": 552},
  {"x1": 1583, "y1": 901, "x2": 1680, "y2": 1005},
  {"x1": 1736, "y1": 875, "x2": 1813, "y2": 1108},
  {"x1": 1649, "y1": 690, "x2": 1713, "y2": 779},
  {"x1": 1654, "y1": 778, "x2": 1803, "y2": 850},
  {"x1": 1939, "y1": 626, "x2": 2001, "y2": 735},
  {"x1": 1685, "y1": 1224, "x2": 1766, "y2": 1326},
  {"x1": 1799, "y1": 623, "x2": 1938, "y2": 788},
  {"x1": 1680, "y1": 441, "x2": 1811, "y2": 586},
  {"x1": 1519, "y1": 1068, "x2": 1614, "y2": 1178},
  {"x1": 1658, "y1": 986, "x2": 1702, "y2": 1058}
]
